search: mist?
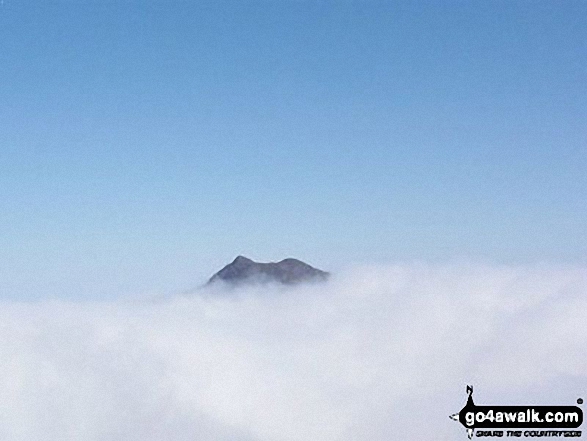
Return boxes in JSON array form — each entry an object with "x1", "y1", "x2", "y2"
[{"x1": 0, "y1": 262, "x2": 585, "y2": 441}]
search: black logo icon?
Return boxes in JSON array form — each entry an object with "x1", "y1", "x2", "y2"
[{"x1": 450, "y1": 386, "x2": 583, "y2": 439}]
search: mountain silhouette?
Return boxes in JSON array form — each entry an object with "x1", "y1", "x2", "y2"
[{"x1": 207, "y1": 256, "x2": 329, "y2": 286}]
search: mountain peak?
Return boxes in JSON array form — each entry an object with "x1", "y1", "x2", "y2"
[
  {"x1": 208, "y1": 256, "x2": 329, "y2": 286},
  {"x1": 232, "y1": 255, "x2": 254, "y2": 265}
]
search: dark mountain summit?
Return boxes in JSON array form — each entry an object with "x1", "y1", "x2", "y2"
[{"x1": 207, "y1": 256, "x2": 329, "y2": 286}]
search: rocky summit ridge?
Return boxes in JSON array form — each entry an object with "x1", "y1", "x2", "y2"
[{"x1": 207, "y1": 256, "x2": 329, "y2": 286}]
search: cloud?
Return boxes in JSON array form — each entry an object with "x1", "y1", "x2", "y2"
[{"x1": 0, "y1": 262, "x2": 584, "y2": 440}]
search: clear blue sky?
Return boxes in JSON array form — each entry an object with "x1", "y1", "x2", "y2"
[{"x1": 1, "y1": 1, "x2": 585, "y2": 299}]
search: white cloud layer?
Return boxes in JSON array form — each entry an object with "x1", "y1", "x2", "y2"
[{"x1": 0, "y1": 263, "x2": 585, "y2": 440}]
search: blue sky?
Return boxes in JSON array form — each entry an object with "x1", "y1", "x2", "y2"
[{"x1": 0, "y1": 1, "x2": 585, "y2": 299}]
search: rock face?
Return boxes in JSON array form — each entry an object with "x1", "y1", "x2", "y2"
[{"x1": 208, "y1": 256, "x2": 329, "y2": 286}]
